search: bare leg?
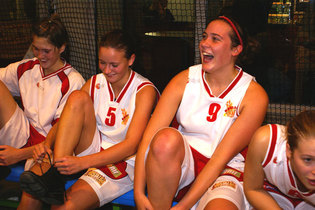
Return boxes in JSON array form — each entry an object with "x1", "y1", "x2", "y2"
[
  {"x1": 51, "y1": 179, "x2": 99, "y2": 210},
  {"x1": 19, "y1": 90, "x2": 97, "y2": 207},
  {"x1": 204, "y1": 198, "x2": 238, "y2": 210},
  {"x1": 0, "y1": 80, "x2": 17, "y2": 129},
  {"x1": 53, "y1": 90, "x2": 96, "y2": 158},
  {"x1": 146, "y1": 128, "x2": 185, "y2": 209},
  {"x1": 17, "y1": 192, "x2": 43, "y2": 210}
]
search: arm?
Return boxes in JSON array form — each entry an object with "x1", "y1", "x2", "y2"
[
  {"x1": 56, "y1": 81, "x2": 158, "y2": 174},
  {"x1": 0, "y1": 145, "x2": 33, "y2": 166},
  {"x1": 174, "y1": 81, "x2": 269, "y2": 209},
  {"x1": 244, "y1": 125, "x2": 282, "y2": 210},
  {"x1": 33, "y1": 75, "x2": 85, "y2": 162},
  {"x1": 82, "y1": 84, "x2": 157, "y2": 168},
  {"x1": 0, "y1": 121, "x2": 58, "y2": 166},
  {"x1": 134, "y1": 70, "x2": 188, "y2": 207}
]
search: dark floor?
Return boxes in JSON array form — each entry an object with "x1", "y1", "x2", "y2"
[{"x1": 0, "y1": 179, "x2": 135, "y2": 210}]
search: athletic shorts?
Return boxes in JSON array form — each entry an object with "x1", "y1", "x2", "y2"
[
  {"x1": 267, "y1": 192, "x2": 314, "y2": 210},
  {"x1": 25, "y1": 125, "x2": 101, "y2": 171},
  {"x1": 77, "y1": 126, "x2": 133, "y2": 207},
  {"x1": 196, "y1": 175, "x2": 249, "y2": 210},
  {"x1": 146, "y1": 127, "x2": 248, "y2": 210},
  {"x1": 0, "y1": 106, "x2": 29, "y2": 148},
  {"x1": 80, "y1": 163, "x2": 134, "y2": 207},
  {"x1": 76, "y1": 126, "x2": 101, "y2": 157},
  {"x1": 264, "y1": 183, "x2": 315, "y2": 210},
  {"x1": 144, "y1": 127, "x2": 195, "y2": 195}
]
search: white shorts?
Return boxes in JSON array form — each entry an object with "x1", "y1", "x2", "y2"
[
  {"x1": 175, "y1": 130, "x2": 195, "y2": 193},
  {"x1": 80, "y1": 164, "x2": 134, "y2": 207},
  {"x1": 77, "y1": 126, "x2": 101, "y2": 157},
  {"x1": 268, "y1": 191, "x2": 315, "y2": 210},
  {"x1": 144, "y1": 127, "x2": 195, "y2": 194},
  {"x1": 146, "y1": 128, "x2": 248, "y2": 210},
  {"x1": 25, "y1": 124, "x2": 101, "y2": 171},
  {"x1": 77, "y1": 126, "x2": 133, "y2": 207},
  {"x1": 0, "y1": 106, "x2": 29, "y2": 148},
  {"x1": 196, "y1": 175, "x2": 249, "y2": 210}
]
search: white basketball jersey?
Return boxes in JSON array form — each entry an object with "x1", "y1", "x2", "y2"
[
  {"x1": 263, "y1": 124, "x2": 315, "y2": 205},
  {"x1": 176, "y1": 64, "x2": 253, "y2": 168},
  {"x1": 90, "y1": 70, "x2": 155, "y2": 151},
  {"x1": 0, "y1": 58, "x2": 85, "y2": 137}
]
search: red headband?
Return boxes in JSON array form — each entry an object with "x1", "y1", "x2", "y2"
[{"x1": 219, "y1": 16, "x2": 243, "y2": 48}]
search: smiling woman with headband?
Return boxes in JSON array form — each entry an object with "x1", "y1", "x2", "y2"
[{"x1": 134, "y1": 15, "x2": 268, "y2": 210}]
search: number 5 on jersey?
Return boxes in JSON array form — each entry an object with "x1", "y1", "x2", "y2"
[{"x1": 105, "y1": 107, "x2": 117, "y2": 126}]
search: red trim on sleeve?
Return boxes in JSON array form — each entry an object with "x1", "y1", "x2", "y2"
[
  {"x1": 57, "y1": 71, "x2": 70, "y2": 98},
  {"x1": 136, "y1": 82, "x2": 153, "y2": 92},
  {"x1": 263, "y1": 124, "x2": 277, "y2": 167},
  {"x1": 17, "y1": 60, "x2": 39, "y2": 80},
  {"x1": 90, "y1": 75, "x2": 97, "y2": 103}
]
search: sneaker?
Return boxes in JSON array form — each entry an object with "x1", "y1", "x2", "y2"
[{"x1": 20, "y1": 165, "x2": 66, "y2": 205}]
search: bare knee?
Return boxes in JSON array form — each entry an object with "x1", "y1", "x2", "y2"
[
  {"x1": 52, "y1": 180, "x2": 99, "y2": 210},
  {"x1": 149, "y1": 128, "x2": 184, "y2": 162},
  {"x1": 204, "y1": 198, "x2": 238, "y2": 210},
  {"x1": 64, "y1": 90, "x2": 92, "y2": 112}
]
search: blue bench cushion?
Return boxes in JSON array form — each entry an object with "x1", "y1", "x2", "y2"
[
  {"x1": 111, "y1": 190, "x2": 178, "y2": 207},
  {"x1": 112, "y1": 190, "x2": 135, "y2": 206},
  {"x1": 6, "y1": 164, "x2": 24, "y2": 182}
]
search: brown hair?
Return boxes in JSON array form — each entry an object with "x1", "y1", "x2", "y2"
[
  {"x1": 32, "y1": 13, "x2": 68, "y2": 49},
  {"x1": 286, "y1": 110, "x2": 315, "y2": 150},
  {"x1": 99, "y1": 29, "x2": 135, "y2": 60}
]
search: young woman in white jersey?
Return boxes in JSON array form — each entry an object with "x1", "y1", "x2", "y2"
[
  {"x1": 134, "y1": 15, "x2": 268, "y2": 210},
  {"x1": 244, "y1": 110, "x2": 315, "y2": 209},
  {"x1": 18, "y1": 29, "x2": 158, "y2": 209},
  {"x1": 0, "y1": 14, "x2": 85, "y2": 166}
]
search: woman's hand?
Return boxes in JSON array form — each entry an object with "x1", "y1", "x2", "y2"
[
  {"x1": 0, "y1": 145, "x2": 20, "y2": 166},
  {"x1": 33, "y1": 142, "x2": 52, "y2": 163},
  {"x1": 135, "y1": 192, "x2": 153, "y2": 210},
  {"x1": 54, "y1": 156, "x2": 86, "y2": 175}
]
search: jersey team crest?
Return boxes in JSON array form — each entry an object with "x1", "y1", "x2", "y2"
[
  {"x1": 121, "y1": 109, "x2": 129, "y2": 125},
  {"x1": 224, "y1": 100, "x2": 237, "y2": 117}
]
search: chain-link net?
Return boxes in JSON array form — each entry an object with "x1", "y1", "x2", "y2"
[{"x1": 0, "y1": 0, "x2": 314, "y2": 125}]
